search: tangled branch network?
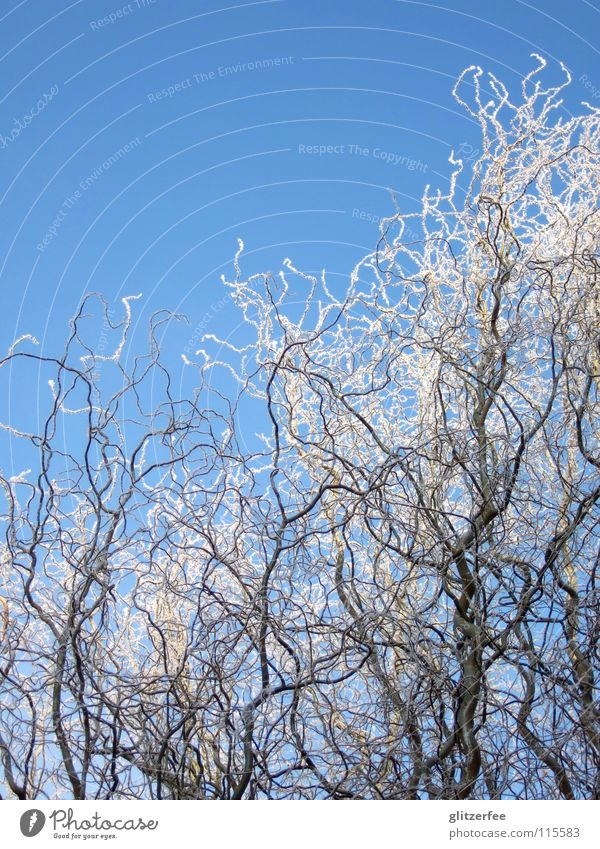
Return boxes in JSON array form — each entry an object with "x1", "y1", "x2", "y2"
[{"x1": 1, "y1": 57, "x2": 599, "y2": 799}]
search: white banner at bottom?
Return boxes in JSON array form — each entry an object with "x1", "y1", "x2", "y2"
[{"x1": 0, "y1": 799, "x2": 597, "y2": 848}]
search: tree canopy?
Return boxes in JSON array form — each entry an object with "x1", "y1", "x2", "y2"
[{"x1": 1, "y1": 57, "x2": 599, "y2": 800}]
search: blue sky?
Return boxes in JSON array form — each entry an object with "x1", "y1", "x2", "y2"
[{"x1": 0, "y1": 0, "x2": 598, "y2": 468}]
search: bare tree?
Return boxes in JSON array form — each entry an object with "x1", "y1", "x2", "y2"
[{"x1": 1, "y1": 56, "x2": 599, "y2": 800}]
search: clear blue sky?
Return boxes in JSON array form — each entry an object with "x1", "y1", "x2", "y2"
[{"x1": 0, "y1": 0, "x2": 598, "y2": 469}]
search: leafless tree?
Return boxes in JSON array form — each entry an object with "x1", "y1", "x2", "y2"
[{"x1": 1, "y1": 56, "x2": 599, "y2": 799}]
